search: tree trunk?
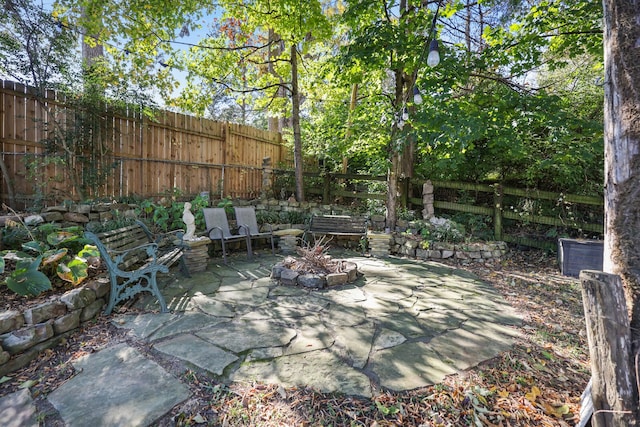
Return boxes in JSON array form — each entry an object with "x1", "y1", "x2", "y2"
[
  {"x1": 603, "y1": 0, "x2": 640, "y2": 344},
  {"x1": 386, "y1": 56, "x2": 406, "y2": 232},
  {"x1": 268, "y1": 29, "x2": 283, "y2": 133},
  {"x1": 343, "y1": 83, "x2": 358, "y2": 174},
  {"x1": 601, "y1": 0, "x2": 640, "y2": 423},
  {"x1": 580, "y1": 271, "x2": 637, "y2": 426},
  {"x1": 290, "y1": 44, "x2": 304, "y2": 202}
]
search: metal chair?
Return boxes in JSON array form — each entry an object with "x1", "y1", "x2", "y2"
[
  {"x1": 203, "y1": 208, "x2": 252, "y2": 264},
  {"x1": 234, "y1": 206, "x2": 276, "y2": 256}
]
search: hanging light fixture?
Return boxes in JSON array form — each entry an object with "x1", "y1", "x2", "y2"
[
  {"x1": 427, "y1": 39, "x2": 440, "y2": 67},
  {"x1": 413, "y1": 86, "x2": 423, "y2": 104},
  {"x1": 402, "y1": 107, "x2": 409, "y2": 121}
]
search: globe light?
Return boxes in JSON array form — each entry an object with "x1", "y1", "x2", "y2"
[
  {"x1": 402, "y1": 107, "x2": 409, "y2": 121},
  {"x1": 413, "y1": 87, "x2": 423, "y2": 105},
  {"x1": 427, "y1": 39, "x2": 440, "y2": 67}
]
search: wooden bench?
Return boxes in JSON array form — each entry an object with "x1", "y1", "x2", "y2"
[
  {"x1": 84, "y1": 220, "x2": 189, "y2": 315},
  {"x1": 306, "y1": 215, "x2": 368, "y2": 245}
]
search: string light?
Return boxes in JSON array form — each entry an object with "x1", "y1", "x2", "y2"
[
  {"x1": 413, "y1": 86, "x2": 423, "y2": 105},
  {"x1": 427, "y1": 39, "x2": 440, "y2": 67}
]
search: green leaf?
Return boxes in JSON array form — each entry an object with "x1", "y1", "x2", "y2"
[
  {"x1": 47, "y1": 231, "x2": 78, "y2": 246},
  {"x1": 78, "y1": 244, "x2": 99, "y2": 259},
  {"x1": 19, "y1": 379, "x2": 38, "y2": 389},
  {"x1": 5, "y1": 257, "x2": 52, "y2": 296},
  {"x1": 42, "y1": 248, "x2": 68, "y2": 266},
  {"x1": 56, "y1": 257, "x2": 89, "y2": 286},
  {"x1": 21, "y1": 241, "x2": 45, "y2": 255}
]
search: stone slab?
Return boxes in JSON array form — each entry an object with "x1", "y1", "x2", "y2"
[
  {"x1": 197, "y1": 320, "x2": 297, "y2": 353},
  {"x1": 111, "y1": 312, "x2": 175, "y2": 339},
  {"x1": 154, "y1": 334, "x2": 238, "y2": 375},
  {"x1": 47, "y1": 343, "x2": 190, "y2": 427},
  {"x1": 371, "y1": 342, "x2": 458, "y2": 391},
  {"x1": 150, "y1": 312, "x2": 229, "y2": 341},
  {"x1": 230, "y1": 349, "x2": 372, "y2": 397},
  {"x1": 0, "y1": 389, "x2": 37, "y2": 427},
  {"x1": 333, "y1": 323, "x2": 375, "y2": 368},
  {"x1": 187, "y1": 294, "x2": 235, "y2": 317}
]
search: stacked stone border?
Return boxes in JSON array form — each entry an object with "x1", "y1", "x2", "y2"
[{"x1": 0, "y1": 278, "x2": 110, "y2": 376}]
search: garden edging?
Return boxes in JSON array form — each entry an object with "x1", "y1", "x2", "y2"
[{"x1": 0, "y1": 278, "x2": 110, "y2": 376}]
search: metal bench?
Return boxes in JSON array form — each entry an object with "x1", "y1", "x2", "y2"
[
  {"x1": 84, "y1": 220, "x2": 189, "y2": 315},
  {"x1": 306, "y1": 215, "x2": 368, "y2": 245}
]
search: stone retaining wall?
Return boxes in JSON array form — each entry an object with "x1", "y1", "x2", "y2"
[
  {"x1": 392, "y1": 236, "x2": 508, "y2": 263},
  {"x1": 0, "y1": 278, "x2": 110, "y2": 376}
]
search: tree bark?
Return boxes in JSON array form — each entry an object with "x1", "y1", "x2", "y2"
[
  {"x1": 601, "y1": 0, "x2": 640, "y2": 423},
  {"x1": 580, "y1": 271, "x2": 637, "y2": 426},
  {"x1": 603, "y1": 0, "x2": 640, "y2": 343},
  {"x1": 267, "y1": 29, "x2": 283, "y2": 133},
  {"x1": 290, "y1": 44, "x2": 304, "y2": 202}
]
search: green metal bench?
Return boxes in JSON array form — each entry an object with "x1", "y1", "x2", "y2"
[{"x1": 84, "y1": 221, "x2": 189, "y2": 315}]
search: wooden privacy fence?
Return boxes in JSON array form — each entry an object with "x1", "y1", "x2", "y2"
[
  {"x1": 0, "y1": 80, "x2": 284, "y2": 209},
  {"x1": 274, "y1": 170, "x2": 604, "y2": 250}
]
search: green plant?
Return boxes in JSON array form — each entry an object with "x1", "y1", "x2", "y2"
[
  {"x1": 451, "y1": 212, "x2": 493, "y2": 241},
  {"x1": 136, "y1": 194, "x2": 211, "y2": 233},
  {"x1": 278, "y1": 210, "x2": 310, "y2": 225},
  {"x1": 0, "y1": 219, "x2": 99, "y2": 296},
  {"x1": 217, "y1": 197, "x2": 234, "y2": 217},
  {"x1": 419, "y1": 217, "x2": 466, "y2": 243},
  {"x1": 397, "y1": 207, "x2": 417, "y2": 221},
  {"x1": 255, "y1": 210, "x2": 280, "y2": 225}
]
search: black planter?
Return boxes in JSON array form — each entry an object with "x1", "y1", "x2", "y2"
[{"x1": 558, "y1": 238, "x2": 604, "y2": 277}]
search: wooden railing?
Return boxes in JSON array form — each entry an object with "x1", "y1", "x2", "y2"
[{"x1": 274, "y1": 170, "x2": 603, "y2": 250}]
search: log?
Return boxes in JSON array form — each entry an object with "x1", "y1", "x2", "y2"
[{"x1": 580, "y1": 270, "x2": 637, "y2": 427}]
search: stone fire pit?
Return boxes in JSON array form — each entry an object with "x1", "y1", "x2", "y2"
[{"x1": 270, "y1": 256, "x2": 359, "y2": 289}]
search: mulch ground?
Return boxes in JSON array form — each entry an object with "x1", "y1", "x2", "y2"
[{"x1": 0, "y1": 248, "x2": 591, "y2": 426}]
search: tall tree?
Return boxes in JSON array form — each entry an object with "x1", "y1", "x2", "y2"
[
  {"x1": 602, "y1": 0, "x2": 640, "y2": 422},
  {"x1": 175, "y1": 0, "x2": 332, "y2": 201}
]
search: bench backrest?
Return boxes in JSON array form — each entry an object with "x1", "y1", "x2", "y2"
[
  {"x1": 309, "y1": 215, "x2": 367, "y2": 234},
  {"x1": 85, "y1": 224, "x2": 152, "y2": 271}
]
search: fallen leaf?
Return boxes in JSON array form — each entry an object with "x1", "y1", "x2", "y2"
[
  {"x1": 543, "y1": 403, "x2": 570, "y2": 418},
  {"x1": 497, "y1": 390, "x2": 509, "y2": 398},
  {"x1": 19, "y1": 379, "x2": 37, "y2": 389},
  {"x1": 525, "y1": 385, "x2": 541, "y2": 402}
]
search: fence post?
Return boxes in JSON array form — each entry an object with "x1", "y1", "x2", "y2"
[
  {"x1": 580, "y1": 270, "x2": 637, "y2": 427},
  {"x1": 261, "y1": 157, "x2": 272, "y2": 199},
  {"x1": 493, "y1": 184, "x2": 503, "y2": 240},
  {"x1": 323, "y1": 171, "x2": 330, "y2": 203},
  {"x1": 422, "y1": 180, "x2": 434, "y2": 219}
]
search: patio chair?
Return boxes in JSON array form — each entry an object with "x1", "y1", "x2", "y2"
[
  {"x1": 234, "y1": 206, "x2": 276, "y2": 256},
  {"x1": 203, "y1": 208, "x2": 252, "y2": 264}
]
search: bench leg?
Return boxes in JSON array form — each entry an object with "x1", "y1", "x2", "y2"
[
  {"x1": 147, "y1": 272, "x2": 169, "y2": 313},
  {"x1": 104, "y1": 271, "x2": 169, "y2": 314}
]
